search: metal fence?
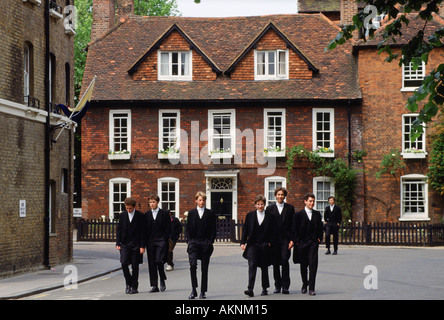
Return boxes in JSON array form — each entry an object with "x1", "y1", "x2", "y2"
[{"x1": 76, "y1": 219, "x2": 444, "y2": 246}]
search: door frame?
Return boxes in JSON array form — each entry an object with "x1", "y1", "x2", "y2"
[{"x1": 204, "y1": 170, "x2": 239, "y2": 223}]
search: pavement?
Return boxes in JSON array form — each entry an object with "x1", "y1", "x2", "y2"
[{"x1": 1, "y1": 241, "x2": 444, "y2": 300}]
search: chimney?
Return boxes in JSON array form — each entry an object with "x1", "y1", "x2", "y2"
[
  {"x1": 91, "y1": 0, "x2": 116, "y2": 42},
  {"x1": 116, "y1": 0, "x2": 134, "y2": 22},
  {"x1": 340, "y1": 0, "x2": 358, "y2": 26}
]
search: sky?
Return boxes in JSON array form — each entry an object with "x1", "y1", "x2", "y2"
[{"x1": 174, "y1": 0, "x2": 299, "y2": 17}]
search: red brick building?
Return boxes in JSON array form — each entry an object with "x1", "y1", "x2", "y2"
[{"x1": 80, "y1": 0, "x2": 443, "y2": 224}]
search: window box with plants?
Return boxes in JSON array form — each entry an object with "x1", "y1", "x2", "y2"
[
  {"x1": 158, "y1": 147, "x2": 180, "y2": 159},
  {"x1": 108, "y1": 150, "x2": 131, "y2": 160},
  {"x1": 263, "y1": 146, "x2": 286, "y2": 158},
  {"x1": 210, "y1": 148, "x2": 233, "y2": 159},
  {"x1": 314, "y1": 146, "x2": 335, "y2": 158},
  {"x1": 402, "y1": 148, "x2": 427, "y2": 159}
]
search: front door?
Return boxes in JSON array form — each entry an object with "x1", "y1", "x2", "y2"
[{"x1": 211, "y1": 192, "x2": 233, "y2": 220}]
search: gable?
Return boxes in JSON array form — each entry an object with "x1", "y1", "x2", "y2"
[
  {"x1": 128, "y1": 24, "x2": 221, "y2": 80},
  {"x1": 226, "y1": 22, "x2": 318, "y2": 79}
]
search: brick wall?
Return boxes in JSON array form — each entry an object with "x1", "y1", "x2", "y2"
[
  {"x1": 81, "y1": 102, "x2": 355, "y2": 221},
  {"x1": 358, "y1": 47, "x2": 444, "y2": 223},
  {"x1": 0, "y1": 0, "x2": 74, "y2": 277}
]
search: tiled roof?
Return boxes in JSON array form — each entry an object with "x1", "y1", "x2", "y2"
[{"x1": 82, "y1": 14, "x2": 361, "y2": 101}]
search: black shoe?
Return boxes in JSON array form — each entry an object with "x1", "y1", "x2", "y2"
[
  {"x1": 301, "y1": 285, "x2": 308, "y2": 294},
  {"x1": 309, "y1": 290, "x2": 316, "y2": 296},
  {"x1": 261, "y1": 288, "x2": 268, "y2": 296},
  {"x1": 149, "y1": 286, "x2": 160, "y2": 293},
  {"x1": 160, "y1": 280, "x2": 166, "y2": 292},
  {"x1": 189, "y1": 290, "x2": 198, "y2": 299},
  {"x1": 325, "y1": 249, "x2": 331, "y2": 255},
  {"x1": 129, "y1": 287, "x2": 138, "y2": 294},
  {"x1": 273, "y1": 288, "x2": 281, "y2": 294},
  {"x1": 125, "y1": 285, "x2": 131, "y2": 294},
  {"x1": 199, "y1": 292, "x2": 206, "y2": 299},
  {"x1": 282, "y1": 289, "x2": 290, "y2": 294},
  {"x1": 244, "y1": 289, "x2": 254, "y2": 297},
  {"x1": 332, "y1": 251, "x2": 338, "y2": 255}
]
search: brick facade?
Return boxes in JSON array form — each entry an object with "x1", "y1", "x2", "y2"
[
  {"x1": 81, "y1": 2, "x2": 443, "y2": 226},
  {"x1": 358, "y1": 47, "x2": 444, "y2": 223},
  {"x1": 0, "y1": 0, "x2": 75, "y2": 277}
]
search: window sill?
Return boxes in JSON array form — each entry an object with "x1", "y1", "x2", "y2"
[
  {"x1": 210, "y1": 153, "x2": 233, "y2": 159},
  {"x1": 65, "y1": 25, "x2": 76, "y2": 36},
  {"x1": 49, "y1": 9, "x2": 63, "y2": 20},
  {"x1": 402, "y1": 152, "x2": 427, "y2": 159},
  {"x1": 23, "y1": 0, "x2": 41, "y2": 5},
  {"x1": 400, "y1": 87, "x2": 419, "y2": 92},
  {"x1": 263, "y1": 151, "x2": 286, "y2": 158},
  {"x1": 108, "y1": 153, "x2": 131, "y2": 160},
  {"x1": 399, "y1": 217, "x2": 430, "y2": 222},
  {"x1": 158, "y1": 153, "x2": 180, "y2": 160},
  {"x1": 315, "y1": 152, "x2": 335, "y2": 158}
]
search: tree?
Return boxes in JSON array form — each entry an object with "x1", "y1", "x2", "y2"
[
  {"x1": 327, "y1": 0, "x2": 444, "y2": 142},
  {"x1": 74, "y1": 0, "x2": 180, "y2": 104}
]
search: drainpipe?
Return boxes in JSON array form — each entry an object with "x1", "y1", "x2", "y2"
[
  {"x1": 347, "y1": 101, "x2": 352, "y2": 166},
  {"x1": 44, "y1": 0, "x2": 50, "y2": 269}
]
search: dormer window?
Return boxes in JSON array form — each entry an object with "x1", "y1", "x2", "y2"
[
  {"x1": 158, "y1": 51, "x2": 192, "y2": 81},
  {"x1": 254, "y1": 50, "x2": 288, "y2": 80}
]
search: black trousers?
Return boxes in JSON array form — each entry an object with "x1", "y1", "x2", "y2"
[
  {"x1": 120, "y1": 246, "x2": 141, "y2": 289},
  {"x1": 246, "y1": 242, "x2": 270, "y2": 291},
  {"x1": 147, "y1": 239, "x2": 168, "y2": 287},
  {"x1": 325, "y1": 223, "x2": 339, "y2": 251},
  {"x1": 187, "y1": 241, "x2": 213, "y2": 293},
  {"x1": 272, "y1": 240, "x2": 291, "y2": 290},
  {"x1": 298, "y1": 241, "x2": 319, "y2": 291}
]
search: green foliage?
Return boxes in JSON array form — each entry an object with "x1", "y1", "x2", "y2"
[
  {"x1": 286, "y1": 145, "x2": 359, "y2": 220},
  {"x1": 375, "y1": 149, "x2": 406, "y2": 179},
  {"x1": 427, "y1": 133, "x2": 444, "y2": 195},
  {"x1": 326, "y1": 0, "x2": 444, "y2": 142}
]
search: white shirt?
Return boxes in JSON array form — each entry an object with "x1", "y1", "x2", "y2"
[
  {"x1": 128, "y1": 210, "x2": 135, "y2": 223},
  {"x1": 197, "y1": 207, "x2": 205, "y2": 219},
  {"x1": 151, "y1": 208, "x2": 159, "y2": 220},
  {"x1": 276, "y1": 202, "x2": 284, "y2": 214},
  {"x1": 257, "y1": 210, "x2": 265, "y2": 225},
  {"x1": 330, "y1": 204, "x2": 335, "y2": 212},
  {"x1": 305, "y1": 207, "x2": 312, "y2": 221}
]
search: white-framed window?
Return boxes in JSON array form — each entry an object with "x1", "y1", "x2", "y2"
[
  {"x1": 264, "y1": 108, "x2": 286, "y2": 157},
  {"x1": 313, "y1": 108, "x2": 334, "y2": 157},
  {"x1": 158, "y1": 177, "x2": 179, "y2": 217},
  {"x1": 24, "y1": 44, "x2": 30, "y2": 104},
  {"x1": 265, "y1": 176, "x2": 287, "y2": 206},
  {"x1": 208, "y1": 109, "x2": 235, "y2": 158},
  {"x1": 109, "y1": 110, "x2": 131, "y2": 160},
  {"x1": 159, "y1": 110, "x2": 180, "y2": 155},
  {"x1": 109, "y1": 177, "x2": 131, "y2": 220},
  {"x1": 313, "y1": 176, "x2": 335, "y2": 220},
  {"x1": 402, "y1": 60, "x2": 425, "y2": 91},
  {"x1": 402, "y1": 114, "x2": 426, "y2": 159},
  {"x1": 254, "y1": 50, "x2": 289, "y2": 80},
  {"x1": 158, "y1": 51, "x2": 192, "y2": 81},
  {"x1": 400, "y1": 174, "x2": 429, "y2": 221}
]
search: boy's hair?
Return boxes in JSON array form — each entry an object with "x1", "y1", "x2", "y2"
[
  {"x1": 274, "y1": 186, "x2": 288, "y2": 197},
  {"x1": 304, "y1": 193, "x2": 316, "y2": 201},
  {"x1": 195, "y1": 191, "x2": 207, "y2": 201},
  {"x1": 254, "y1": 195, "x2": 267, "y2": 205},
  {"x1": 328, "y1": 196, "x2": 335, "y2": 201},
  {"x1": 124, "y1": 197, "x2": 137, "y2": 207},
  {"x1": 148, "y1": 194, "x2": 160, "y2": 202}
]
